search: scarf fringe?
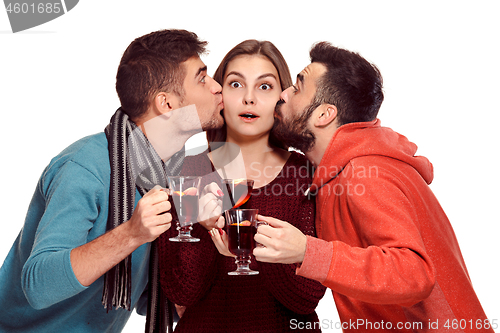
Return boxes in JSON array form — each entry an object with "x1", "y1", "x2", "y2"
[
  {"x1": 102, "y1": 256, "x2": 132, "y2": 312},
  {"x1": 103, "y1": 108, "x2": 184, "y2": 331}
]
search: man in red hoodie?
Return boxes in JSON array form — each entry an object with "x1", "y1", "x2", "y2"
[{"x1": 253, "y1": 42, "x2": 494, "y2": 332}]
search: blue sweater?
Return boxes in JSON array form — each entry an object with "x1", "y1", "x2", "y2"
[{"x1": 0, "y1": 133, "x2": 150, "y2": 332}]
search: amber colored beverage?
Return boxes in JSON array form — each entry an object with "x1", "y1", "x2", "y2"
[
  {"x1": 227, "y1": 223, "x2": 256, "y2": 256},
  {"x1": 171, "y1": 192, "x2": 198, "y2": 225},
  {"x1": 232, "y1": 182, "x2": 253, "y2": 208},
  {"x1": 168, "y1": 176, "x2": 201, "y2": 243},
  {"x1": 222, "y1": 179, "x2": 254, "y2": 209},
  {"x1": 224, "y1": 209, "x2": 259, "y2": 275}
]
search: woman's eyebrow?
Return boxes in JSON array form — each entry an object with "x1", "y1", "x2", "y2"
[
  {"x1": 226, "y1": 71, "x2": 244, "y2": 79},
  {"x1": 225, "y1": 72, "x2": 277, "y2": 81},
  {"x1": 257, "y1": 73, "x2": 277, "y2": 81}
]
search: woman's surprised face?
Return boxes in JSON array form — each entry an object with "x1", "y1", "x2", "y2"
[{"x1": 222, "y1": 55, "x2": 282, "y2": 140}]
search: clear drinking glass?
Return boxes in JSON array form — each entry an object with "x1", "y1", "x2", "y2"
[
  {"x1": 221, "y1": 179, "x2": 254, "y2": 211},
  {"x1": 225, "y1": 208, "x2": 259, "y2": 275},
  {"x1": 168, "y1": 176, "x2": 201, "y2": 242}
]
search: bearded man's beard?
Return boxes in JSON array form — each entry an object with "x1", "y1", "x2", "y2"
[{"x1": 272, "y1": 99, "x2": 316, "y2": 153}]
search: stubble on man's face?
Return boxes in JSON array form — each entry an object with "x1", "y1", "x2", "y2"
[
  {"x1": 201, "y1": 111, "x2": 224, "y2": 131},
  {"x1": 199, "y1": 100, "x2": 225, "y2": 131},
  {"x1": 272, "y1": 99, "x2": 316, "y2": 153},
  {"x1": 180, "y1": 56, "x2": 224, "y2": 133}
]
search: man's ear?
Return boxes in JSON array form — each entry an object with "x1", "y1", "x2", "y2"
[
  {"x1": 153, "y1": 92, "x2": 180, "y2": 116},
  {"x1": 313, "y1": 104, "x2": 337, "y2": 128}
]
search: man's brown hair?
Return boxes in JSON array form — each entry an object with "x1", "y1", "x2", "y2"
[{"x1": 116, "y1": 29, "x2": 207, "y2": 120}]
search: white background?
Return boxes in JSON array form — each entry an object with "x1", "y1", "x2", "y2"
[{"x1": 1, "y1": 1, "x2": 499, "y2": 331}]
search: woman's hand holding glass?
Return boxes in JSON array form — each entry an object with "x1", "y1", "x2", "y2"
[
  {"x1": 198, "y1": 182, "x2": 224, "y2": 230},
  {"x1": 209, "y1": 221, "x2": 234, "y2": 257},
  {"x1": 210, "y1": 212, "x2": 267, "y2": 259}
]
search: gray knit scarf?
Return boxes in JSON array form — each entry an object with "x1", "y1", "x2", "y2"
[{"x1": 103, "y1": 108, "x2": 183, "y2": 332}]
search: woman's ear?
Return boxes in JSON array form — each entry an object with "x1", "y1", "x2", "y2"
[{"x1": 313, "y1": 104, "x2": 337, "y2": 128}]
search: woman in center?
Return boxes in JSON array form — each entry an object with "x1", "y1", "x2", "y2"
[{"x1": 158, "y1": 40, "x2": 326, "y2": 332}]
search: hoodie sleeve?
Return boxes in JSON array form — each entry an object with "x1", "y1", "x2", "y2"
[{"x1": 298, "y1": 162, "x2": 436, "y2": 307}]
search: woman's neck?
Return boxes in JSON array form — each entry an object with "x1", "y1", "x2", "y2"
[
  {"x1": 226, "y1": 132, "x2": 273, "y2": 164},
  {"x1": 211, "y1": 132, "x2": 290, "y2": 188}
]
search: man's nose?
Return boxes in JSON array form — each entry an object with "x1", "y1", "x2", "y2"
[
  {"x1": 280, "y1": 87, "x2": 292, "y2": 103},
  {"x1": 207, "y1": 76, "x2": 222, "y2": 94}
]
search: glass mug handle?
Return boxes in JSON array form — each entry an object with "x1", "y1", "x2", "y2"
[{"x1": 255, "y1": 220, "x2": 268, "y2": 248}]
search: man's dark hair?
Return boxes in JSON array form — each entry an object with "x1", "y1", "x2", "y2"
[
  {"x1": 309, "y1": 42, "x2": 384, "y2": 126},
  {"x1": 116, "y1": 29, "x2": 208, "y2": 120}
]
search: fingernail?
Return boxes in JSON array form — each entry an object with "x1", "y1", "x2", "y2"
[
  {"x1": 218, "y1": 228, "x2": 223, "y2": 236},
  {"x1": 217, "y1": 190, "x2": 224, "y2": 196}
]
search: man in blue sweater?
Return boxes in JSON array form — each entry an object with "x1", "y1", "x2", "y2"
[{"x1": 0, "y1": 29, "x2": 224, "y2": 332}]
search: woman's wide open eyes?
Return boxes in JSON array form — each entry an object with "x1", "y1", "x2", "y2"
[
  {"x1": 260, "y1": 83, "x2": 273, "y2": 91},
  {"x1": 228, "y1": 81, "x2": 274, "y2": 91},
  {"x1": 229, "y1": 81, "x2": 242, "y2": 88}
]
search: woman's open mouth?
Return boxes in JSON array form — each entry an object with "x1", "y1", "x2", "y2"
[{"x1": 239, "y1": 112, "x2": 259, "y2": 122}]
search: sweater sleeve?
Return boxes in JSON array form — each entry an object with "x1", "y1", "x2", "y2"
[
  {"x1": 157, "y1": 221, "x2": 218, "y2": 306},
  {"x1": 256, "y1": 155, "x2": 326, "y2": 315},
  {"x1": 158, "y1": 153, "x2": 219, "y2": 306},
  {"x1": 21, "y1": 161, "x2": 103, "y2": 309},
  {"x1": 299, "y1": 164, "x2": 436, "y2": 306},
  {"x1": 259, "y1": 243, "x2": 327, "y2": 315}
]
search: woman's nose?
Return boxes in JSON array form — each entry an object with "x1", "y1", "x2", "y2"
[{"x1": 243, "y1": 89, "x2": 255, "y2": 105}]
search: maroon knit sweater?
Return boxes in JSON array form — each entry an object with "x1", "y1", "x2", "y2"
[{"x1": 158, "y1": 151, "x2": 326, "y2": 332}]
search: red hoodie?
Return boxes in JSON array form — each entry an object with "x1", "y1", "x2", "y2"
[{"x1": 297, "y1": 119, "x2": 493, "y2": 332}]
